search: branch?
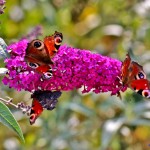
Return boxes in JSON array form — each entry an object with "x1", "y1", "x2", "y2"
[{"x1": 0, "y1": 97, "x2": 31, "y2": 116}]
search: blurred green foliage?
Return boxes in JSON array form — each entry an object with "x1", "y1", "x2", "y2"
[{"x1": 0, "y1": 0, "x2": 150, "y2": 150}]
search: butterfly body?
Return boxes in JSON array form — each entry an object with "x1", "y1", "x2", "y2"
[
  {"x1": 121, "y1": 54, "x2": 150, "y2": 98},
  {"x1": 25, "y1": 31, "x2": 63, "y2": 79}
]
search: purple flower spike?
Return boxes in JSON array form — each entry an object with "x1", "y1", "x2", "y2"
[
  {"x1": 3, "y1": 39, "x2": 127, "y2": 96},
  {"x1": 21, "y1": 25, "x2": 43, "y2": 41}
]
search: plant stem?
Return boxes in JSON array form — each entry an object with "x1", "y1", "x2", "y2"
[{"x1": 0, "y1": 97, "x2": 31, "y2": 115}]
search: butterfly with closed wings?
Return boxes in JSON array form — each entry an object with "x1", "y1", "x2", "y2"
[{"x1": 29, "y1": 90, "x2": 62, "y2": 125}]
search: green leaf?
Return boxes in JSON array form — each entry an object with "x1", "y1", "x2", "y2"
[
  {"x1": 101, "y1": 117, "x2": 125, "y2": 150},
  {"x1": 0, "y1": 101, "x2": 25, "y2": 142},
  {"x1": 67, "y1": 102, "x2": 95, "y2": 116},
  {"x1": 129, "y1": 118, "x2": 150, "y2": 126}
]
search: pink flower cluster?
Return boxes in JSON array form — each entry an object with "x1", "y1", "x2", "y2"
[{"x1": 3, "y1": 39, "x2": 126, "y2": 95}]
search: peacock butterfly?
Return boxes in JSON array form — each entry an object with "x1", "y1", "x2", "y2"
[
  {"x1": 25, "y1": 31, "x2": 63, "y2": 79},
  {"x1": 121, "y1": 53, "x2": 150, "y2": 98},
  {"x1": 29, "y1": 90, "x2": 62, "y2": 125}
]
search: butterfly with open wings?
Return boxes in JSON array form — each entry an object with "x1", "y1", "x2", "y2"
[
  {"x1": 25, "y1": 31, "x2": 63, "y2": 79},
  {"x1": 121, "y1": 53, "x2": 150, "y2": 98}
]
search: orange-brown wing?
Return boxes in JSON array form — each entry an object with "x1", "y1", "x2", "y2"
[
  {"x1": 44, "y1": 36, "x2": 55, "y2": 57},
  {"x1": 127, "y1": 61, "x2": 147, "y2": 87},
  {"x1": 25, "y1": 56, "x2": 53, "y2": 79},
  {"x1": 130, "y1": 79, "x2": 150, "y2": 98},
  {"x1": 121, "y1": 53, "x2": 131, "y2": 85},
  {"x1": 130, "y1": 79, "x2": 149, "y2": 91},
  {"x1": 127, "y1": 61, "x2": 149, "y2": 91},
  {"x1": 26, "y1": 39, "x2": 53, "y2": 64},
  {"x1": 44, "y1": 31, "x2": 63, "y2": 58},
  {"x1": 29, "y1": 99, "x2": 43, "y2": 125}
]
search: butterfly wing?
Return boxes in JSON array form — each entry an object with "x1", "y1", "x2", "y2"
[
  {"x1": 25, "y1": 39, "x2": 53, "y2": 79},
  {"x1": 32, "y1": 90, "x2": 62, "y2": 110},
  {"x1": 121, "y1": 53, "x2": 131, "y2": 85},
  {"x1": 131, "y1": 79, "x2": 149, "y2": 91},
  {"x1": 26, "y1": 39, "x2": 53, "y2": 64},
  {"x1": 44, "y1": 31, "x2": 63, "y2": 58},
  {"x1": 25, "y1": 55, "x2": 53, "y2": 79},
  {"x1": 29, "y1": 98, "x2": 43, "y2": 125},
  {"x1": 127, "y1": 61, "x2": 147, "y2": 87},
  {"x1": 29, "y1": 90, "x2": 62, "y2": 125},
  {"x1": 131, "y1": 79, "x2": 150, "y2": 98}
]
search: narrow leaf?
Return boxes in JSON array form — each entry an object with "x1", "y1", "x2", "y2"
[
  {"x1": 129, "y1": 118, "x2": 150, "y2": 126},
  {"x1": 101, "y1": 117, "x2": 125, "y2": 150},
  {"x1": 0, "y1": 101, "x2": 25, "y2": 142}
]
